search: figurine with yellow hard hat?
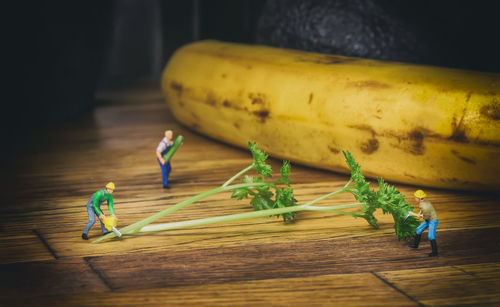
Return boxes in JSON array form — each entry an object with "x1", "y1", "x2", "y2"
[
  {"x1": 82, "y1": 182, "x2": 118, "y2": 240},
  {"x1": 408, "y1": 189, "x2": 438, "y2": 256}
]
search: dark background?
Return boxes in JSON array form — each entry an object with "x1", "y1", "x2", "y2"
[{"x1": 4, "y1": 0, "x2": 500, "y2": 158}]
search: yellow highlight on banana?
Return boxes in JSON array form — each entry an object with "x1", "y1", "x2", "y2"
[{"x1": 161, "y1": 40, "x2": 500, "y2": 191}]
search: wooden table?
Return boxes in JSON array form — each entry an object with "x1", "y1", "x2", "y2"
[{"x1": 1, "y1": 84, "x2": 499, "y2": 306}]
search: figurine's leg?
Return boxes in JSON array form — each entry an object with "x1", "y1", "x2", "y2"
[
  {"x1": 159, "y1": 160, "x2": 168, "y2": 188},
  {"x1": 429, "y1": 240, "x2": 438, "y2": 257},
  {"x1": 410, "y1": 220, "x2": 428, "y2": 248},
  {"x1": 83, "y1": 202, "x2": 96, "y2": 239},
  {"x1": 428, "y1": 220, "x2": 439, "y2": 257},
  {"x1": 164, "y1": 161, "x2": 172, "y2": 187},
  {"x1": 409, "y1": 234, "x2": 421, "y2": 248}
]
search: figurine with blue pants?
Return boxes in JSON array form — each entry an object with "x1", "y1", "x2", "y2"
[
  {"x1": 82, "y1": 182, "x2": 118, "y2": 240},
  {"x1": 156, "y1": 130, "x2": 174, "y2": 188},
  {"x1": 409, "y1": 189, "x2": 439, "y2": 257}
]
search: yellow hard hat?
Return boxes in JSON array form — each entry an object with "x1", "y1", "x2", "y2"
[
  {"x1": 414, "y1": 189, "x2": 426, "y2": 198},
  {"x1": 103, "y1": 216, "x2": 117, "y2": 231},
  {"x1": 105, "y1": 182, "x2": 116, "y2": 190}
]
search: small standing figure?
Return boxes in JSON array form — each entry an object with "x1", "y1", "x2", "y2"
[
  {"x1": 156, "y1": 130, "x2": 174, "y2": 189},
  {"x1": 409, "y1": 189, "x2": 438, "y2": 257},
  {"x1": 82, "y1": 182, "x2": 118, "y2": 240}
]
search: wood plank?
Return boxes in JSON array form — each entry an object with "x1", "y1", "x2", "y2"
[
  {"x1": 0, "y1": 232, "x2": 55, "y2": 264},
  {"x1": 0, "y1": 258, "x2": 110, "y2": 305},
  {"x1": 84, "y1": 228, "x2": 500, "y2": 290},
  {"x1": 15, "y1": 273, "x2": 418, "y2": 307},
  {"x1": 378, "y1": 262, "x2": 500, "y2": 306}
]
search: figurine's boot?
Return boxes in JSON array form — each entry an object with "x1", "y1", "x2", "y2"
[
  {"x1": 409, "y1": 234, "x2": 421, "y2": 248},
  {"x1": 428, "y1": 240, "x2": 438, "y2": 257}
]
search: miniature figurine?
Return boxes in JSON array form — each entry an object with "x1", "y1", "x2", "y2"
[
  {"x1": 82, "y1": 182, "x2": 118, "y2": 240},
  {"x1": 409, "y1": 189, "x2": 438, "y2": 256},
  {"x1": 156, "y1": 130, "x2": 174, "y2": 188}
]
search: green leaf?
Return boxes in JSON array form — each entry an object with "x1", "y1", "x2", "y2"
[
  {"x1": 241, "y1": 175, "x2": 262, "y2": 184},
  {"x1": 250, "y1": 192, "x2": 274, "y2": 211},
  {"x1": 273, "y1": 187, "x2": 298, "y2": 221},
  {"x1": 374, "y1": 178, "x2": 419, "y2": 240},
  {"x1": 231, "y1": 188, "x2": 249, "y2": 200},
  {"x1": 248, "y1": 142, "x2": 272, "y2": 178},
  {"x1": 279, "y1": 161, "x2": 291, "y2": 186}
]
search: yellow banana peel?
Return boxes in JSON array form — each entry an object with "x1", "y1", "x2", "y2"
[{"x1": 161, "y1": 40, "x2": 500, "y2": 191}]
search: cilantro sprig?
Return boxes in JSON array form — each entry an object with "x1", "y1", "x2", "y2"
[{"x1": 93, "y1": 143, "x2": 418, "y2": 243}]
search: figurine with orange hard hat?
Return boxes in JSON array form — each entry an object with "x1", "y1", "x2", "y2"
[
  {"x1": 408, "y1": 189, "x2": 438, "y2": 256},
  {"x1": 82, "y1": 182, "x2": 118, "y2": 240}
]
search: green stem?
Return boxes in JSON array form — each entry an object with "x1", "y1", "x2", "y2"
[
  {"x1": 222, "y1": 164, "x2": 254, "y2": 187},
  {"x1": 93, "y1": 179, "x2": 356, "y2": 243},
  {"x1": 92, "y1": 181, "x2": 267, "y2": 243},
  {"x1": 139, "y1": 202, "x2": 365, "y2": 233},
  {"x1": 302, "y1": 179, "x2": 352, "y2": 207}
]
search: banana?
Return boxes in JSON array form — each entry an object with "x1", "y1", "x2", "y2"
[{"x1": 161, "y1": 40, "x2": 500, "y2": 191}]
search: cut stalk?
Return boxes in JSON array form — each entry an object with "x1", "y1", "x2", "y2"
[
  {"x1": 92, "y1": 182, "x2": 267, "y2": 243},
  {"x1": 93, "y1": 180, "x2": 357, "y2": 243},
  {"x1": 139, "y1": 202, "x2": 365, "y2": 233}
]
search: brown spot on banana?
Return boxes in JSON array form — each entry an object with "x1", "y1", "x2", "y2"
[
  {"x1": 406, "y1": 130, "x2": 425, "y2": 155},
  {"x1": 222, "y1": 99, "x2": 245, "y2": 111},
  {"x1": 360, "y1": 139, "x2": 379, "y2": 154},
  {"x1": 249, "y1": 93, "x2": 266, "y2": 105},
  {"x1": 465, "y1": 91, "x2": 472, "y2": 102},
  {"x1": 328, "y1": 146, "x2": 340, "y2": 154},
  {"x1": 190, "y1": 112, "x2": 200, "y2": 121},
  {"x1": 253, "y1": 110, "x2": 270, "y2": 122},
  {"x1": 170, "y1": 81, "x2": 183, "y2": 96},
  {"x1": 206, "y1": 93, "x2": 217, "y2": 106},
  {"x1": 404, "y1": 173, "x2": 417, "y2": 179},
  {"x1": 449, "y1": 112, "x2": 469, "y2": 143},
  {"x1": 295, "y1": 54, "x2": 357, "y2": 65},
  {"x1": 349, "y1": 124, "x2": 376, "y2": 137},
  {"x1": 451, "y1": 149, "x2": 476, "y2": 165},
  {"x1": 348, "y1": 80, "x2": 392, "y2": 90},
  {"x1": 481, "y1": 101, "x2": 500, "y2": 120},
  {"x1": 308, "y1": 93, "x2": 314, "y2": 104}
]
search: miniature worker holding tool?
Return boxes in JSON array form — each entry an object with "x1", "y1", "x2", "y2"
[
  {"x1": 408, "y1": 189, "x2": 438, "y2": 256},
  {"x1": 82, "y1": 182, "x2": 118, "y2": 240},
  {"x1": 156, "y1": 130, "x2": 174, "y2": 189}
]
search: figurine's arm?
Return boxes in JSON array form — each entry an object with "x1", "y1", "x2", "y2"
[
  {"x1": 108, "y1": 195, "x2": 116, "y2": 219},
  {"x1": 108, "y1": 195, "x2": 116, "y2": 220},
  {"x1": 409, "y1": 211, "x2": 423, "y2": 219},
  {"x1": 156, "y1": 149, "x2": 165, "y2": 165},
  {"x1": 93, "y1": 191, "x2": 105, "y2": 221}
]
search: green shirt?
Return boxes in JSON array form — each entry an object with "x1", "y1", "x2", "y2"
[
  {"x1": 92, "y1": 190, "x2": 115, "y2": 216},
  {"x1": 419, "y1": 199, "x2": 437, "y2": 221}
]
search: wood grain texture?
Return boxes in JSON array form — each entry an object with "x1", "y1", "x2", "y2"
[
  {"x1": 1, "y1": 84, "x2": 499, "y2": 305},
  {"x1": 378, "y1": 262, "x2": 500, "y2": 306},
  {"x1": 13, "y1": 273, "x2": 419, "y2": 307},
  {"x1": 0, "y1": 232, "x2": 55, "y2": 264}
]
